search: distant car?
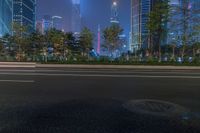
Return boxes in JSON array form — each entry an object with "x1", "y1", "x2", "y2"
[
  {"x1": 177, "y1": 57, "x2": 183, "y2": 63},
  {"x1": 162, "y1": 56, "x2": 168, "y2": 62},
  {"x1": 188, "y1": 57, "x2": 193, "y2": 63}
]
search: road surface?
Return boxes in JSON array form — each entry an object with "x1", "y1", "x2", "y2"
[{"x1": 0, "y1": 66, "x2": 200, "y2": 133}]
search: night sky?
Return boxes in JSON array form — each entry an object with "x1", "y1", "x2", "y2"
[{"x1": 36, "y1": 0, "x2": 131, "y2": 37}]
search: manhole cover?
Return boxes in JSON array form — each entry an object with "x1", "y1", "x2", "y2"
[{"x1": 124, "y1": 99, "x2": 188, "y2": 117}]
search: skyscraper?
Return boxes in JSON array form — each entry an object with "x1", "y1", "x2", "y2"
[
  {"x1": 71, "y1": 0, "x2": 81, "y2": 33},
  {"x1": 167, "y1": 0, "x2": 200, "y2": 45},
  {"x1": 0, "y1": 0, "x2": 13, "y2": 37},
  {"x1": 13, "y1": 0, "x2": 36, "y2": 32},
  {"x1": 110, "y1": 0, "x2": 119, "y2": 24},
  {"x1": 42, "y1": 15, "x2": 52, "y2": 32},
  {"x1": 52, "y1": 16, "x2": 64, "y2": 32},
  {"x1": 36, "y1": 20, "x2": 44, "y2": 34},
  {"x1": 189, "y1": 0, "x2": 200, "y2": 42},
  {"x1": 130, "y1": 0, "x2": 152, "y2": 52}
]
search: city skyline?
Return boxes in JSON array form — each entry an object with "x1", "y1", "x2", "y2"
[{"x1": 36, "y1": 0, "x2": 130, "y2": 36}]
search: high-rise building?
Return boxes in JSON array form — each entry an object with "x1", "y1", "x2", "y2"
[
  {"x1": 189, "y1": 0, "x2": 200, "y2": 42},
  {"x1": 13, "y1": 0, "x2": 36, "y2": 32},
  {"x1": 110, "y1": 0, "x2": 119, "y2": 24},
  {"x1": 42, "y1": 15, "x2": 52, "y2": 32},
  {"x1": 167, "y1": 0, "x2": 182, "y2": 45},
  {"x1": 36, "y1": 20, "x2": 44, "y2": 34},
  {"x1": 71, "y1": 0, "x2": 81, "y2": 34},
  {"x1": 0, "y1": 0, "x2": 13, "y2": 37},
  {"x1": 167, "y1": 0, "x2": 200, "y2": 45},
  {"x1": 52, "y1": 16, "x2": 64, "y2": 32},
  {"x1": 130, "y1": 0, "x2": 153, "y2": 52}
]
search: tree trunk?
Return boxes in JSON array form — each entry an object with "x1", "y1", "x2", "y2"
[
  {"x1": 193, "y1": 48, "x2": 196, "y2": 57},
  {"x1": 159, "y1": 45, "x2": 161, "y2": 62},
  {"x1": 181, "y1": 45, "x2": 185, "y2": 59},
  {"x1": 172, "y1": 46, "x2": 175, "y2": 60}
]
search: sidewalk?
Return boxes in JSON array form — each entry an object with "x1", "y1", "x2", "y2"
[
  {"x1": 36, "y1": 64, "x2": 200, "y2": 70},
  {"x1": 0, "y1": 62, "x2": 200, "y2": 70}
]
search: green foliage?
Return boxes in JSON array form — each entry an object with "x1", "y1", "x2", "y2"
[
  {"x1": 103, "y1": 24, "x2": 123, "y2": 52},
  {"x1": 146, "y1": 0, "x2": 170, "y2": 61},
  {"x1": 147, "y1": 0, "x2": 170, "y2": 43},
  {"x1": 79, "y1": 27, "x2": 93, "y2": 53},
  {"x1": 0, "y1": 39, "x2": 3, "y2": 52}
]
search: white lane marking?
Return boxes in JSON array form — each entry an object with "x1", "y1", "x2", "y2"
[
  {"x1": 0, "y1": 80, "x2": 34, "y2": 83},
  {"x1": 0, "y1": 72, "x2": 200, "y2": 79}
]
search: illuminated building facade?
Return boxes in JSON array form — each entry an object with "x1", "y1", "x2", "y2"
[
  {"x1": 110, "y1": 0, "x2": 119, "y2": 24},
  {"x1": 13, "y1": 0, "x2": 36, "y2": 32},
  {"x1": 0, "y1": 0, "x2": 13, "y2": 37},
  {"x1": 52, "y1": 16, "x2": 64, "y2": 32},
  {"x1": 167, "y1": 0, "x2": 200, "y2": 46},
  {"x1": 130, "y1": 0, "x2": 153, "y2": 52},
  {"x1": 36, "y1": 20, "x2": 44, "y2": 34},
  {"x1": 42, "y1": 15, "x2": 52, "y2": 32},
  {"x1": 71, "y1": 0, "x2": 81, "y2": 34}
]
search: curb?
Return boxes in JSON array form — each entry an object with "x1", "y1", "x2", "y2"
[
  {"x1": 36, "y1": 64, "x2": 200, "y2": 70},
  {"x1": 0, "y1": 62, "x2": 200, "y2": 70}
]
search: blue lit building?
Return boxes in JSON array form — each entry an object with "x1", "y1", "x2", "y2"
[
  {"x1": 167, "y1": 0, "x2": 200, "y2": 46},
  {"x1": 130, "y1": 0, "x2": 153, "y2": 52},
  {"x1": 0, "y1": 0, "x2": 13, "y2": 37},
  {"x1": 13, "y1": 0, "x2": 36, "y2": 32},
  {"x1": 189, "y1": 0, "x2": 200, "y2": 43},
  {"x1": 52, "y1": 16, "x2": 64, "y2": 32},
  {"x1": 110, "y1": 0, "x2": 119, "y2": 24},
  {"x1": 71, "y1": 0, "x2": 81, "y2": 34},
  {"x1": 42, "y1": 15, "x2": 53, "y2": 32}
]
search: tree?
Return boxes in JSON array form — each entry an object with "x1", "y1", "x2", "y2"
[
  {"x1": 64, "y1": 32, "x2": 80, "y2": 56},
  {"x1": 103, "y1": 24, "x2": 123, "y2": 57},
  {"x1": 191, "y1": 25, "x2": 200, "y2": 57},
  {"x1": 192, "y1": 42, "x2": 200, "y2": 57},
  {"x1": 79, "y1": 27, "x2": 93, "y2": 57},
  {"x1": 147, "y1": 0, "x2": 170, "y2": 62},
  {"x1": 28, "y1": 32, "x2": 46, "y2": 60},
  {"x1": 12, "y1": 22, "x2": 29, "y2": 61},
  {"x1": 46, "y1": 28, "x2": 64, "y2": 56},
  {"x1": 0, "y1": 38, "x2": 3, "y2": 53},
  {"x1": 170, "y1": 0, "x2": 193, "y2": 59}
]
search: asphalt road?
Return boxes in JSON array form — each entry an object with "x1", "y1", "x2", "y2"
[{"x1": 0, "y1": 66, "x2": 200, "y2": 133}]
